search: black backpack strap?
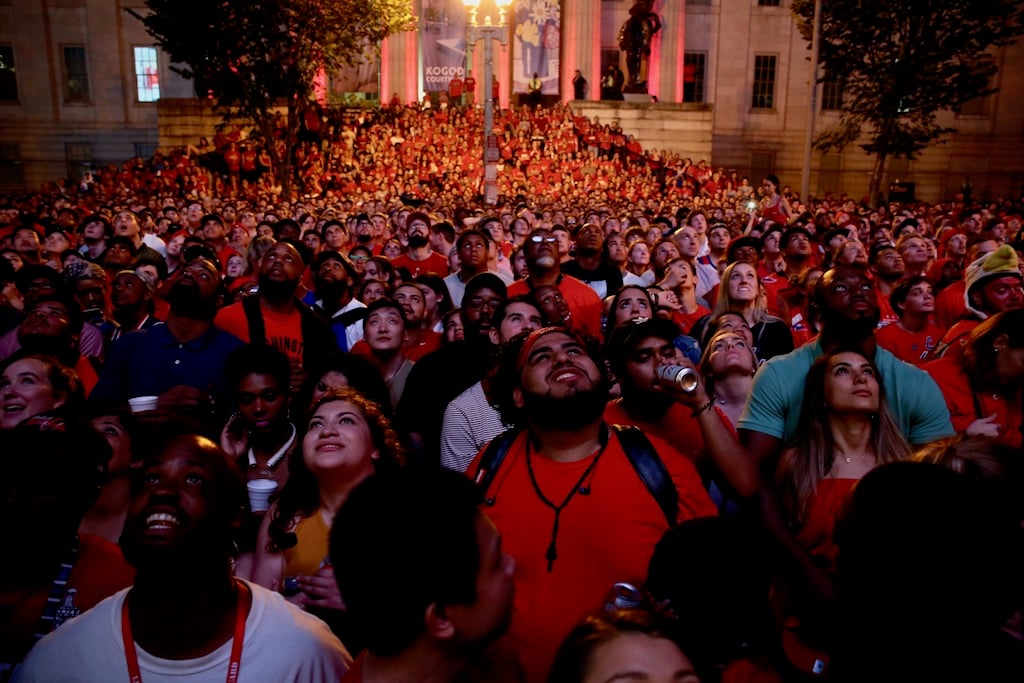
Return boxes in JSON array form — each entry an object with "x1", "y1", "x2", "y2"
[
  {"x1": 298, "y1": 300, "x2": 339, "y2": 369},
  {"x1": 473, "y1": 428, "x2": 520, "y2": 504},
  {"x1": 241, "y1": 295, "x2": 266, "y2": 345},
  {"x1": 336, "y1": 307, "x2": 367, "y2": 328},
  {"x1": 610, "y1": 424, "x2": 679, "y2": 527}
]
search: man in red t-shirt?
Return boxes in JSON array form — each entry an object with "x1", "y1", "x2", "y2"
[
  {"x1": 604, "y1": 317, "x2": 757, "y2": 499},
  {"x1": 507, "y1": 228, "x2": 603, "y2": 338},
  {"x1": 463, "y1": 71, "x2": 477, "y2": 107},
  {"x1": 470, "y1": 328, "x2": 716, "y2": 683},
  {"x1": 389, "y1": 212, "x2": 450, "y2": 278},
  {"x1": 876, "y1": 275, "x2": 942, "y2": 366},
  {"x1": 215, "y1": 241, "x2": 337, "y2": 388},
  {"x1": 448, "y1": 76, "x2": 463, "y2": 107}
]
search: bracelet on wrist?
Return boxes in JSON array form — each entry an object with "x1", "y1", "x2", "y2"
[{"x1": 691, "y1": 400, "x2": 715, "y2": 418}]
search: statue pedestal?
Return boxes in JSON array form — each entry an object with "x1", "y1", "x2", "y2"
[{"x1": 623, "y1": 93, "x2": 650, "y2": 103}]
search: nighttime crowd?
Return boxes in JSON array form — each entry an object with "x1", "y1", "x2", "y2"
[{"x1": 1, "y1": 99, "x2": 1023, "y2": 683}]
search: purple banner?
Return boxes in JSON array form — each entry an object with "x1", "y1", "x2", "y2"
[
  {"x1": 421, "y1": 0, "x2": 468, "y2": 92},
  {"x1": 512, "y1": 0, "x2": 560, "y2": 94}
]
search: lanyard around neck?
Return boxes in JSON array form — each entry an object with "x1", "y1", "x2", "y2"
[{"x1": 121, "y1": 579, "x2": 250, "y2": 683}]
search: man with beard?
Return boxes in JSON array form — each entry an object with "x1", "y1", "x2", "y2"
[
  {"x1": 214, "y1": 241, "x2": 336, "y2": 393},
  {"x1": 470, "y1": 327, "x2": 716, "y2": 683},
  {"x1": 507, "y1": 228, "x2": 602, "y2": 339},
  {"x1": 560, "y1": 223, "x2": 623, "y2": 300},
  {"x1": 389, "y1": 212, "x2": 449, "y2": 278},
  {"x1": 352, "y1": 213, "x2": 376, "y2": 252},
  {"x1": 306, "y1": 250, "x2": 365, "y2": 352},
  {"x1": 92, "y1": 257, "x2": 244, "y2": 429},
  {"x1": 738, "y1": 263, "x2": 953, "y2": 469},
  {"x1": 331, "y1": 468, "x2": 516, "y2": 683},
  {"x1": 397, "y1": 273, "x2": 507, "y2": 466},
  {"x1": 13, "y1": 434, "x2": 351, "y2": 682},
  {"x1": 391, "y1": 282, "x2": 441, "y2": 362}
]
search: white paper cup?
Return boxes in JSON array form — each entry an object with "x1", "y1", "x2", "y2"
[
  {"x1": 247, "y1": 479, "x2": 278, "y2": 512},
  {"x1": 128, "y1": 396, "x2": 159, "y2": 414}
]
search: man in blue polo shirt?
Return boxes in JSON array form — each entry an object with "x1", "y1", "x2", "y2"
[
  {"x1": 738, "y1": 263, "x2": 953, "y2": 467},
  {"x1": 91, "y1": 257, "x2": 243, "y2": 431}
]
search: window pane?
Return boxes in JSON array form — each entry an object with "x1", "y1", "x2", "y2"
[
  {"x1": 752, "y1": 55, "x2": 776, "y2": 109},
  {"x1": 0, "y1": 144, "x2": 25, "y2": 187},
  {"x1": 683, "y1": 52, "x2": 705, "y2": 103},
  {"x1": 0, "y1": 45, "x2": 17, "y2": 102},
  {"x1": 134, "y1": 46, "x2": 160, "y2": 102},
  {"x1": 65, "y1": 142, "x2": 94, "y2": 180},
  {"x1": 821, "y1": 72, "x2": 844, "y2": 111},
  {"x1": 63, "y1": 45, "x2": 90, "y2": 103},
  {"x1": 758, "y1": 0, "x2": 782, "y2": 6}
]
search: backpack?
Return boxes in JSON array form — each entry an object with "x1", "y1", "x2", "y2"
[
  {"x1": 241, "y1": 295, "x2": 336, "y2": 368},
  {"x1": 473, "y1": 424, "x2": 679, "y2": 527}
]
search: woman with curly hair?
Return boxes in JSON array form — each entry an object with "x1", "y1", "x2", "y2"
[
  {"x1": 249, "y1": 387, "x2": 405, "y2": 614},
  {"x1": 0, "y1": 353, "x2": 83, "y2": 430}
]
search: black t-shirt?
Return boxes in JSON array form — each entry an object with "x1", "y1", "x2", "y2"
[{"x1": 561, "y1": 260, "x2": 624, "y2": 301}]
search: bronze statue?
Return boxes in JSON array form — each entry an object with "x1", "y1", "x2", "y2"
[{"x1": 618, "y1": 0, "x2": 662, "y2": 91}]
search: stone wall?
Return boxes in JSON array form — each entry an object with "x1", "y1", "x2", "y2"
[{"x1": 568, "y1": 101, "x2": 714, "y2": 161}]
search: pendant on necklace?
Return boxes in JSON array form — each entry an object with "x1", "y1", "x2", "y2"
[{"x1": 844, "y1": 456, "x2": 853, "y2": 463}]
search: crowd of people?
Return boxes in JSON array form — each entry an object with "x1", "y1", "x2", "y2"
[{"x1": 1, "y1": 101, "x2": 1023, "y2": 682}]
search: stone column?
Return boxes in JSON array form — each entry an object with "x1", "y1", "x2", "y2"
[
  {"x1": 380, "y1": 1, "x2": 419, "y2": 106},
  {"x1": 655, "y1": 0, "x2": 685, "y2": 102},
  {"x1": 560, "y1": 0, "x2": 602, "y2": 102}
]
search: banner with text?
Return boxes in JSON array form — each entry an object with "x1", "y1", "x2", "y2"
[{"x1": 421, "y1": 0, "x2": 468, "y2": 92}]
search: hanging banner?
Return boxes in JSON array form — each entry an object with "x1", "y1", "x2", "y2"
[
  {"x1": 421, "y1": 0, "x2": 468, "y2": 92},
  {"x1": 512, "y1": 0, "x2": 560, "y2": 95}
]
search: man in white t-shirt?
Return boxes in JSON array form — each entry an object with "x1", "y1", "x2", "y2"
[{"x1": 13, "y1": 434, "x2": 350, "y2": 683}]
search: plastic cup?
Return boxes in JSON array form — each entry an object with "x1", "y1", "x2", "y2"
[
  {"x1": 128, "y1": 396, "x2": 159, "y2": 414},
  {"x1": 247, "y1": 479, "x2": 278, "y2": 512}
]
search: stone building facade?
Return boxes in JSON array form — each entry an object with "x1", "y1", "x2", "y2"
[{"x1": 1, "y1": 0, "x2": 1021, "y2": 201}]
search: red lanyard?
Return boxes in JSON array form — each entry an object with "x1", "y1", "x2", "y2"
[{"x1": 121, "y1": 579, "x2": 250, "y2": 683}]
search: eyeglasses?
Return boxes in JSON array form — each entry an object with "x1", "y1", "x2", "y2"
[
  {"x1": 349, "y1": 255, "x2": 369, "y2": 262},
  {"x1": 530, "y1": 235, "x2": 557, "y2": 244}
]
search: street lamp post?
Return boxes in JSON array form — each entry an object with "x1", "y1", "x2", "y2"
[{"x1": 463, "y1": 0, "x2": 510, "y2": 206}]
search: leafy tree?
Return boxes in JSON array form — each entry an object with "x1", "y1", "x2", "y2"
[
  {"x1": 791, "y1": 0, "x2": 1024, "y2": 203},
  {"x1": 128, "y1": 0, "x2": 413, "y2": 199}
]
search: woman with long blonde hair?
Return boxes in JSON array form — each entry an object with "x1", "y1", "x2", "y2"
[{"x1": 711, "y1": 261, "x2": 793, "y2": 362}]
